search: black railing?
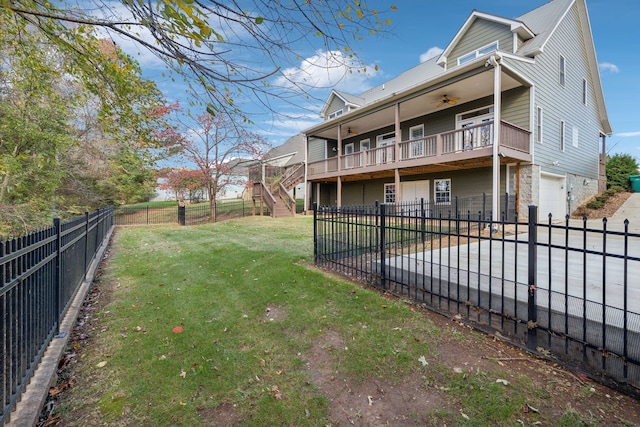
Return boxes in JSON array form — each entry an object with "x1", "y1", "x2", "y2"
[
  {"x1": 0, "y1": 207, "x2": 114, "y2": 424},
  {"x1": 314, "y1": 199, "x2": 640, "y2": 396},
  {"x1": 114, "y1": 200, "x2": 260, "y2": 226}
]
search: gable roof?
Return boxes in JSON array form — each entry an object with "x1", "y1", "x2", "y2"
[
  {"x1": 264, "y1": 133, "x2": 305, "y2": 166},
  {"x1": 516, "y1": 0, "x2": 610, "y2": 134},
  {"x1": 437, "y1": 11, "x2": 535, "y2": 67},
  {"x1": 320, "y1": 90, "x2": 364, "y2": 117},
  {"x1": 312, "y1": 0, "x2": 610, "y2": 135}
]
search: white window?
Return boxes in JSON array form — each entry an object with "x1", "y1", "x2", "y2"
[
  {"x1": 376, "y1": 132, "x2": 396, "y2": 164},
  {"x1": 457, "y1": 41, "x2": 499, "y2": 65},
  {"x1": 360, "y1": 139, "x2": 370, "y2": 151},
  {"x1": 572, "y1": 126, "x2": 579, "y2": 148},
  {"x1": 409, "y1": 124, "x2": 424, "y2": 157},
  {"x1": 384, "y1": 183, "x2": 396, "y2": 204},
  {"x1": 456, "y1": 106, "x2": 494, "y2": 150},
  {"x1": 559, "y1": 55, "x2": 566, "y2": 86},
  {"x1": 328, "y1": 109, "x2": 343, "y2": 120},
  {"x1": 536, "y1": 107, "x2": 543, "y2": 144},
  {"x1": 582, "y1": 78, "x2": 588, "y2": 105},
  {"x1": 344, "y1": 143, "x2": 355, "y2": 168},
  {"x1": 376, "y1": 132, "x2": 396, "y2": 145},
  {"x1": 560, "y1": 120, "x2": 565, "y2": 152},
  {"x1": 434, "y1": 179, "x2": 451, "y2": 204}
]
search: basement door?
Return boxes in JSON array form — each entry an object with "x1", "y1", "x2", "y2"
[
  {"x1": 539, "y1": 173, "x2": 566, "y2": 221},
  {"x1": 401, "y1": 180, "x2": 430, "y2": 204}
]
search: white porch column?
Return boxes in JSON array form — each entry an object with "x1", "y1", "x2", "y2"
[
  {"x1": 394, "y1": 102, "x2": 402, "y2": 203},
  {"x1": 337, "y1": 177, "x2": 342, "y2": 208},
  {"x1": 491, "y1": 55, "x2": 502, "y2": 224},
  {"x1": 337, "y1": 124, "x2": 342, "y2": 171}
]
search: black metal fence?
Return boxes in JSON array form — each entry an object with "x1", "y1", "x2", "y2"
[
  {"x1": 0, "y1": 207, "x2": 114, "y2": 424},
  {"x1": 114, "y1": 200, "x2": 258, "y2": 226},
  {"x1": 314, "y1": 198, "x2": 640, "y2": 396}
]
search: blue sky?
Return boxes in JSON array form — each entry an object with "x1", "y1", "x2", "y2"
[{"x1": 114, "y1": 0, "x2": 639, "y2": 158}]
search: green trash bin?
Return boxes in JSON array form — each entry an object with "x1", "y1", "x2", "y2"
[{"x1": 630, "y1": 175, "x2": 640, "y2": 192}]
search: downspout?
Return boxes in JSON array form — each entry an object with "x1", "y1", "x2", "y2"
[
  {"x1": 303, "y1": 134, "x2": 309, "y2": 213},
  {"x1": 394, "y1": 102, "x2": 401, "y2": 204},
  {"x1": 337, "y1": 124, "x2": 343, "y2": 208},
  {"x1": 487, "y1": 54, "x2": 502, "y2": 227}
]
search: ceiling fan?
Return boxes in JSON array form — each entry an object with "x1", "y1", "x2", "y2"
[
  {"x1": 347, "y1": 127, "x2": 358, "y2": 135},
  {"x1": 437, "y1": 95, "x2": 460, "y2": 107}
]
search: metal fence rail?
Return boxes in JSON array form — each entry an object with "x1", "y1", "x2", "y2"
[
  {"x1": 0, "y1": 207, "x2": 113, "y2": 424},
  {"x1": 114, "y1": 201, "x2": 259, "y2": 226},
  {"x1": 313, "y1": 199, "x2": 640, "y2": 396}
]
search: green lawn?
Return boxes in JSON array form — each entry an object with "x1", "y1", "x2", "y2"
[{"x1": 53, "y1": 216, "x2": 636, "y2": 426}]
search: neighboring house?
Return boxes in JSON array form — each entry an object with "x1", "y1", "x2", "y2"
[
  {"x1": 303, "y1": 0, "x2": 611, "y2": 221},
  {"x1": 250, "y1": 134, "x2": 306, "y2": 217}
]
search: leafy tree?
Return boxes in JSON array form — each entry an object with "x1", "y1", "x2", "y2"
[
  {"x1": 606, "y1": 153, "x2": 639, "y2": 190},
  {"x1": 0, "y1": 1, "x2": 396, "y2": 122},
  {"x1": 158, "y1": 169, "x2": 209, "y2": 203},
  {"x1": 165, "y1": 108, "x2": 270, "y2": 220}
]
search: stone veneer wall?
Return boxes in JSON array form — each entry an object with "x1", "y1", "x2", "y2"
[{"x1": 510, "y1": 164, "x2": 599, "y2": 220}]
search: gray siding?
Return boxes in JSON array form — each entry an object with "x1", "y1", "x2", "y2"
[
  {"x1": 447, "y1": 19, "x2": 513, "y2": 69},
  {"x1": 506, "y1": 3, "x2": 601, "y2": 179},
  {"x1": 308, "y1": 137, "x2": 326, "y2": 162},
  {"x1": 501, "y1": 87, "x2": 530, "y2": 129},
  {"x1": 340, "y1": 167, "x2": 508, "y2": 206},
  {"x1": 326, "y1": 96, "x2": 346, "y2": 116}
]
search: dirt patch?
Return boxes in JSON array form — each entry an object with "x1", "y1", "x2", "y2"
[
  {"x1": 264, "y1": 305, "x2": 288, "y2": 322},
  {"x1": 305, "y1": 331, "x2": 452, "y2": 426},
  {"x1": 572, "y1": 190, "x2": 632, "y2": 219}
]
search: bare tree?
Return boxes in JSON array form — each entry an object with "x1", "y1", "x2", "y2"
[{"x1": 167, "y1": 109, "x2": 270, "y2": 220}]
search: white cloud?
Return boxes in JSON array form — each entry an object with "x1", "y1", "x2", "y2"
[
  {"x1": 274, "y1": 50, "x2": 378, "y2": 94},
  {"x1": 419, "y1": 46, "x2": 444, "y2": 63},
  {"x1": 599, "y1": 62, "x2": 620, "y2": 73},
  {"x1": 616, "y1": 131, "x2": 640, "y2": 138}
]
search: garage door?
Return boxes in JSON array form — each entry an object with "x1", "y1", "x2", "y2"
[{"x1": 539, "y1": 174, "x2": 566, "y2": 221}]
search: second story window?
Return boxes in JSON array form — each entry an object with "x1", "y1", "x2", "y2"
[
  {"x1": 458, "y1": 41, "x2": 499, "y2": 66},
  {"x1": 559, "y1": 55, "x2": 566, "y2": 86},
  {"x1": 536, "y1": 107, "x2": 543, "y2": 144},
  {"x1": 328, "y1": 109, "x2": 343, "y2": 120}
]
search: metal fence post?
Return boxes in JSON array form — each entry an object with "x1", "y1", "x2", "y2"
[
  {"x1": 54, "y1": 217, "x2": 62, "y2": 336},
  {"x1": 178, "y1": 205, "x2": 186, "y2": 226},
  {"x1": 527, "y1": 205, "x2": 538, "y2": 351},
  {"x1": 380, "y1": 203, "x2": 386, "y2": 289},
  {"x1": 313, "y1": 202, "x2": 318, "y2": 263},
  {"x1": 84, "y1": 211, "x2": 89, "y2": 279}
]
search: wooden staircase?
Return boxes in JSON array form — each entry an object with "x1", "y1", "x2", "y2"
[{"x1": 252, "y1": 164, "x2": 304, "y2": 218}]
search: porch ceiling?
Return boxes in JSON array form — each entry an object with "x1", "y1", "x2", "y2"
[{"x1": 311, "y1": 68, "x2": 523, "y2": 141}]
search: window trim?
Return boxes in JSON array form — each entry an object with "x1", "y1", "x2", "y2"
[
  {"x1": 559, "y1": 55, "x2": 566, "y2": 87},
  {"x1": 328, "y1": 109, "x2": 343, "y2": 120},
  {"x1": 359, "y1": 138, "x2": 370, "y2": 151},
  {"x1": 536, "y1": 106, "x2": 543, "y2": 144},
  {"x1": 376, "y1": 131, "x2": 396, "y2": 145},
  {"x1": 384, "y1": 183, "x2": 396, "y2": 204},
  {"x1": 559, "y1": 120, "x2": 565, "y2": 152},
  {"x1": 457, "y1": 41, "x2": 499, "y2": 66},
  {"x1": 434, "y1": 179, "x2": 451, "y2": 205}
]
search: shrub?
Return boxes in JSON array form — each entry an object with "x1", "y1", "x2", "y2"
[{"x1": 586, "y1": 200, "x2": 604, "y2": 210}]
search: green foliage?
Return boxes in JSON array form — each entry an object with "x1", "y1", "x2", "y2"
[{"x1": 606, "y1": 153, "x2": 639, "y2": 190}]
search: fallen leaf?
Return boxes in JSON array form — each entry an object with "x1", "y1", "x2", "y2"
[
  {"x1": 180, "y1": 370, "x2": 187, "y2": 378},
  {"x1": 132, "y1": 304, "x2": 140, "y2": 308},
  {"x1": 96, "y1": 361, "x2": 107, "y2": 368},
  {"x1": 172, "y1": 326, "x2": 183, "y2": 333},
  {"x1": 418, "y1": 356, "x2": 428, "y2": 367},
  {"x1": 496, "y1": 378, "x2": 509, "y2": 386}
]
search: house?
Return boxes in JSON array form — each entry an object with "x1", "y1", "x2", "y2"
[
  {"x1": 303, "y1": 0, "x2": 611, "y2": 221},
  {"x1": 250, "y1": 134, "x2": 306, "y2": 217}
]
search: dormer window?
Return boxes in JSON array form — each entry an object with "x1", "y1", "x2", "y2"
[
  {"x1": 457, "y1": 41, "x2": 499, "y2": 65},
  {"x1": 328, "y1": 109, "x2": 343, "y2": 120}
]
